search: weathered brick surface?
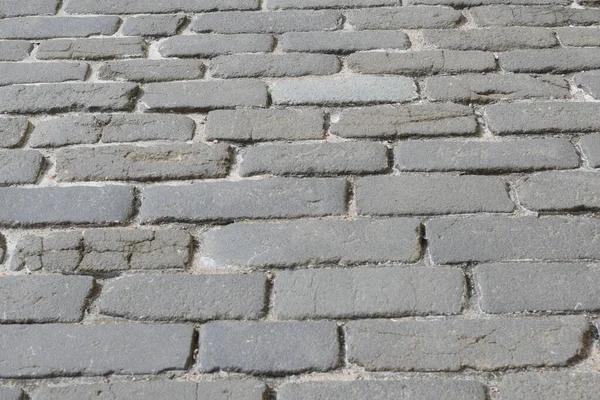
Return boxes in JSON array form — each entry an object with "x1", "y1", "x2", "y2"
[
  {"x1": 347, "y1": 7, "x2": 462, "y2": 29},
  {"x1": 122, "y1": 14, "x2": 186, "y2": 37},
  {"x1": 557, "y1": 27, "x2": 600, "y2": 46},
  {"x1": 281, "y1": 31, "x2": 410, "y2": 53},
  {"x1": 581, "y1": 133, "x2": 600, "y2": 168},
  {"x1": 0, "y1": 117, "x2": 28, "y2": 148},
  {"x1": 500, "y1": 48, "x2": 600, "y2": 73},
  {"x1": 0, "y1": 62, "x2": 88, "y2": 86},
  {"x1": 99, "y1": 59, "x2": 204, "y2": 82},
  {"x1": 159, "y1": 34, "x2": 274, "y2": 58},
  {"x1": 496, "y1": 372, "x2": 600, "y2": 400},
  {"x1": 409, "y1": 0, "x2": 569, "y2": 4},
  {"x1": 0, "y1": 150, "x2": 44, "y2": 185},
  {"x1": 210, "y1": 53, "x2": 340, "y2": 78},
  {"x1": 37, "y1": 38, "x2": 146, "y2": 60},
  {"x1": 0, "y1": 41, "x2": 32, "y2": 61},
  {"x1": 65, "y1": 0, "x2": 259, "y2": 13},
  {"x1": 0, "y1": 16, "x2": 120, "y2": 39},
  {"x1": 424, "y1": 28, "x2": 557, "y2": 51},
  {"x1": 0, "y1": 388, "x2": 22, "y2": 400},
  {"x1": 575, "y1": 70, "x2": 600, "y2": 98},
  {"x1": 0, "y1": 0, "x2": 58, "y2": 17},
  {"x1": 472, "y1": 5, "x2": 600, "y2": 27},
  {"x1": 267, "y1": 0, "x2": 398, "y2": 8}
]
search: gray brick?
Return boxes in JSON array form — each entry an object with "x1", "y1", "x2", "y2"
[
  {"x1": 267, "y1": 0, "x2": 398, "y2": 8},
  {"x1": 122, "y1": 14, "x2": 185, "y2": 37},
  {"x1": 0, "y1": 62, "x2": 88, "y2": 86},
  {"x1": 281, "y1": 31, "x2": 409, "y2": 53},
  {"x1": 409, "y1": 0, "x2": 569, "y2": 5},
  {"x1": 272, "y1": 76, "x2": 417, "y2": 105},
  {"x1": 575, "y1": 70, "x2": 600, "y2": 99},
  {"x1": 0, "y1": 150, "x2": 44, "y2": 185},
  {"x1": 500, "y1": 48, "x2": 600, "y2": 73},
  {"x1": 331, "y1": 103, "x2": 477, "y2": 138},
  {"x1": 424, "y1": 27, "x2": 556, "y2": 51},
  {"x1": 581, "y1": 133, "x2": 600, "y2": 168},
  {"x1": 198, "y1": 321, "x2": 339, "y2": 374},
  {"x1": 496, "y1": 372, "x2": 600, "y2": 400},
  {"x1": 100, "y1": 274, "x2": 266, "y2": 321},
  {"x1": 57, "y1": 143, "x2": 230, "y2": 182},
  {"x1": 0, "y1": 117, "x2": 28, "y2": 148},
  {"x1": 274, "y1": 266, "x2": 464, "y2": 319},
  {"x1": 347, "y1": 6, "x2": 462, "y2": 29},
  {"x1": 348, "y1": 50, "x2": 495, "y2": 75},
  {"x1": 0, "y1": 388, "x2": 22, "y2": 400},
  {"x1": 0, "y1": 41, "x2": 32, "y2": 61},
  {"x1": 0, "y1": 275, "x2": 93, "y2": 323},
  {"x1": 427, "y1": 216, "x2": 600, "y2": 264},
  {"x1": 65, "y1": 0, "x2": 259, "y2": 13},
  {"x1": 424, "y1": 74, "x2": 569, "y2": 102},
  {"x1": 0, "y1": 0, "x2": 57, "y2": 17},
  {"x1": 0, "y1": 234, "x2": 4, "y2": 264},
  {"x1": 357, "y1": 175, "x2": 513, "y2": 216},
  {"x1": 192, "y1": 10, "x2": 341, "y2": 34},
  {"x1": 139, "y1": 178, "x2": 347, "y2": 223},
  {"x1": 159, "y1": 34, "x2": 274, "y2": 58},
  {"x1": 0, "y1": 83, "x2": 138, "y2": 114},
  {"x1": 557, "y1": 27, "x2": 600, "y2": 46},
  {"x1": 37, "y1": 38, "x2": 146, "y2": 60},
  {"x1": 31, "y1": 114, "x2": 195, "y2": 147},
  {"x1": 476, "y1": 263, "x2": 600, "y2": 313},
  {"x1": 141, "y1": 80, "x2": 267, "y2": 111},
  {"x1": 240, "y1": 142, "x2": 388, "y2": 176},
  {"x1": 346, "y1": 317, "x2": 588, "y2": 371},
  {"x1": 99, "y1": 59, "x2": 203, "y2": 82},
  {"x1": 485, "y1": 102, "x2": 600, "y2": 135},
  {"x1": 0, "y1": 186, "x2": 134, "y2": 227},
  {"x1": 206, "y1": 109, "x2": 324, "y2": 142},
  {"x1": 0, "y1": 16, "x2": 120, "y2": 39},
  {"x1": 395, "y1": 138, "x2": 579, "y2": 172},
  {"x1": 210, "y1": 53, "x2": 340, "y2": 78},
  {"x1": 277, "y1": 380, "x2": 487, "y2": 400},
  {"x1": 472, "y1": 5, "x2": 600, "y2": 27},
  {"x1": 0, "y1": 324, "x2": 193, "y2": 378},
  {"x1": 203, "y1": 218, "x2": 421, "y2": 267}
]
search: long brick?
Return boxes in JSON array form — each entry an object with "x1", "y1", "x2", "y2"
[
  {"x1": 0, "y1": 0, "x2": 57, "y2": 16},
  {"x1": 99, "y1": 274, "x2": 266, "y2": 321},
  {"x1": 500, "y1": 48, "x2": 600, "y2": 73},
  {"x1": 273, "y1": 266, "x2": 465, "y2": 319},
  {"x1": 0, "y1": 62, "x2": 88, "y2": 86},
  {"x1": 99, "y1": 59, "x2": 203, "y2": 82},
  {"x1": 0, "y1": 117, "x2": 28, "y2": 148},
  {"x1": 65, "y1": 0, "x2": 259, "y2": 13},
  {"x1": 0, "y1": 388, "x2": 22, "y2": 400},
  {"x1": 140, "y1": 80, "x2": 267, "y2": 111},
  {"x1": 427, "y1": 216, "x2": 600, "y2": 264},
  {"x1": 424, "y1": 28, "x2": 557, "y2": 51},
  {"x1": 139, "y1": 178, "x2": 347, "y2": 223},
  {"x1": 557, "y1": 27, "x2": 600, "y2": 46},
  {"x1": 496, "y1": 372, "x2": 600, "y2": 400},
  {"x1": 281, "y1": 31, "x2": 410, "y2": 53},
  {"x1": 198, "y1": 321, "x2": 339, "y2": 374},
  {"x1": 122, "y1": 14, "x2": 186, "y2": 37},
  {"x1": 575, "y1": 70, "x2": 600, "y2": 98},
  {"x1": 210, "y1": 53, "x2": 340, "y2": 78},
  {"x1": 0, "y1": 150, "x2": 44, "y2": 185},
  {"x1": 0, "y1": 324, "x2": 193, "y2": 378},
  {"x1": 409, "y1": 0, "x2": 569, "y2": 7},
  {"x1": 267, "y1": 0, "x2": 397, "y2": 8},
  {"x1": 37, "y1": 38, "x2": 146, "y2": 60},
  {"x1": 471, "y1": 5, "x2": 600, "y2": 27},
  {"x1": 0, "y1": 186, "x2": 134, "y2": 227},
  {"x1": 347, "y1": 6, "x2": 462, "y2": 29},
  {"x1": 356, "y1": 175, "x2": 513, "y2": 215},
  {"x1": 159, "y1": 34, "x2": 274, "y2": 58},
  {"x1": 581, "y1": 133, "x2": 600, "y2": 168},
  {"x1": 346, "y1": 317, "x2": 588, "y2": 371},
  {"x1": 0, "y1": 41, "x2": 32, "y2": 61},
  {"x1": 203, "y1": 218, "x2": 421, "y2": 267},
  {"x1": 0, "y1": 16, "x2": 120, "y2": 39}
]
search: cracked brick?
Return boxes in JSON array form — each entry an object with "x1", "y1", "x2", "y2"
[
  {"x1": 424, "y1": 28, "x2": 557, "y2": 51},
  {"x1": 580, "y1": 133, "x2": 600, "y2": 168},
  {"x1": 37, "y1": 38, "x2": 146, "y2": 60},
  {"x1": 574, "y1": 70, "x2": 600, "y2": 99},
  {"x1": 471, "y1": 5, "x2": 600, "y2": 27},
  {"x1": 500, "y1": 48, "x2": 600, "y2": 73},
  {"x1": 122, "y1": 14, "x2": 186, "y2": 37}
]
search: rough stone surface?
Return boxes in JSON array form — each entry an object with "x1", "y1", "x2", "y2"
[
  {"x1": 280, "y1": 31, "x2": 410, "y2": 53},
  {"x1": 0, "y1": 16, "x2": 120, "y2": 39},
  {"x1": 159, "y1": 34, "x2": 274, "y2": 58},
  {"x1": 410, "y1": 0, "x2": 569, "y2": 4},
  {"x1": 471, "y1": 5, "x2": 600, "y2": 27},
  {"x1": 581, "y1": 133, "x2": 600, "y2": 168},
  {"x1": 500, "y1": 48, "x2": 600, "y2": 73},
  {"x1": 0, "y1": 150, "x2": 44, "y2": 185},
  {"x1": 0, "y1": 388, "x2": 22, "y2": 400},
  {"x1": 347, "y1": 7, "x2": 462, "y2": 29},
  {"x1": 65, "y1": 0, "x2": 259, "y2": 13},
  {"x1": 0, "y1": 117, "x2": 28, "y2": 148},
  {"x1": 423, "y1": 27, "x2": 557, "y2": 51},
  {"x1": 267, "y1": 0, "x2": 398, "y2": 8},
  {"x1": 496, "y1": 372, "x2": 600, "y2": 400},
  {"x1": 0, "y1": 62, "x2": 88, "y2": 86},
  {"x1": 557, "y1": 27, "x2": 600, "y2": 46},
  {"x1": 0, "y1": 41, "x2": 32, "y2": 61},
  {"x1": 99, "y1": 59, "x2": 204, "y2": 82},
  {"x1": 37, "y1": 38, "x2": 146, "y2": 60},
  {"x1": 122, "y1": 14, "x2": 186, "y2": 36},
  {"x1": 210, "y1": 53, "x2": 340, "y2": 78},
  {"x1": 574, "y1": 70, "x2": 600, "y2": 99},
  {"x1": 0, "y1": 0, "x2": 57, "y2": 17}
]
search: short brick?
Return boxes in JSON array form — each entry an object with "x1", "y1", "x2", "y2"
[
  {"x1": 139, "y1": 178, "x2": 347, "y2": 223},
  {"x1": 99, "y1": 59, "x2": 204, "y2": 82},
  {"x1": 0, "y1": 388, "x2": 22, "y2": 400},
  {"x1": 0, "y1": 0, "x2": 57, "y2": 17},
  {"x1": 273, "y1": 266, "x2": 465, "y2": 319},
  {"x1": 0, "y1": 275, "x2": 93, "y2": 323},
  {"x1": 0, "y1": 62, "x2": 88, "y2": 86},
  {"x1": 0, "y1": 41, "x2": 32, "y2": 61},
  {"x1": 159, "y1": 34, "x2": 274, "y2": 58},
  {"x1": 267, "y1": 0, "x2": 398, "y2": 8},
  {"x1": 198, "y1": 321, "x2": 339, "y2": 375},
  {"x1": 37, "y1": 38, "x2": 146, "y2": 60},
  {"x1": 203, "y1": 218, "x2": 421, "y2": 267},
  {"x1": 0, "y1": 150, "x2": 44, "y2": 185},
  {"x1": 0, "y1": 16, "x2": 120, "y2": 39},
  {"x1": 557, "y1": 27, "x2": 600, "y2": 46},
  {"x1": 575, "y1": 70, "x2": 600, "y2": 98},
  {"x1": 0, "y1": 324, "x2": 193, "y2": 378},
  {"x1": 500, "y1": 48, "x2": 600, "y2": 73},
  {"x1": 471, "y1": 5, "x2": 600, "y2": 27},
  {"x1": 206, "y1": 109, "x2": 324, "y2": 141},
  {"x1": 239, "y1": 142, "x2": 389, "y2": 176},
  {"x1": 122, "y1": 14, "x2": 186, "y2": 36},
  {"x1": 581, "y1": 133, "x2": 600, "y2": 168},
  {"x1": 141, "y1": 80, "x2": 267, "y2": 111},
  {"x1": 496, "y1": 372, "x2": 600, "y2": 400},
  {"x1": 395, "y1": 138, "x2": 579, "y2": 172},
  {"x1": 423, "y1": 27, "x2": 557, "y2": 51},
  {"x1": 346, "y1": 317, "x2": 588, "y2": 371},
  {"x1": 331, "y1": 103, "x2": 477, "y2": 138},
  {"x1": 356, "y1": 175, "x2": 513, "y2": 215},
  {"x1": 347, "y1": 6, "x2": 462, "y2": 29},
  {"x1": 280, "y1": 31, "x2": 410, "y2": 53},
  {"x1": 210, "y1": 53, "x2": 340, "y2": 78},
  {"x1": 408, "y1": 0, "x2": 569, "y2": 6},
  {"x1": 271, "y1": 76, "x2": 417, "y2": 105},
  {"x1": 0, "y1": 117, "x2": 28, "y2": 148},
  {"x1": 427, "y1": 216, "x2": 600, "y2": 264},
  {"x1": 0, "y1": 186, "x2": 134, "y2": 227},
  {"x1": 65, "y1": 0, "x2": 259, "y2": 13}
]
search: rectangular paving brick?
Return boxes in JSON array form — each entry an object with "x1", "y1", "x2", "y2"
[
  {"x1": 409, "y1": 0, "x2": 569, "y2": 4},
  {"x1": 0, "y1": 62, "x2": 88, "y2": 86},
  {"x1": 203, "y1": 218, "x2": 421, "y2": 267},
  {"x1": 500, "y1": 48, "x2": 600, "y2": 73},
  {"x1": 0, "y1": 388, "x2": 22, "y2": 400},
  {"x1": 267, "y1": 0, "x2": 398, "y2": 8},
  {"x1": 99, "y1": 274, "x2": 267, "y2": 321},
  {"x1": 209, "y1": 53, "x2": 340, "y2": 78},
  {"x1": 198, "y1": 321, "x2": 339, "y2": 375},
  {"x1": 99, "y1": 59, "x2": 204, "y2": 82},
  {"x1": 423, "y1": 27, "x2": 557, "y2": 51},
  {"x1": 0, "y1": 41, "x2": 32, "y2": 61},
  {"x1": 575, "y1": 70, "x2": 600, "y2": 99},
  {"x1": 0, "y1": 16, "x2": 120, "y2": 39},
  {"x1": 496, "y1": 372, "x2": 600, "y2": 400},
  {"x1": 0, "y1": 0, "x2": 58, "y2": 16},
  {"x1": 471, "y1": 5, "x2": 600, "y2": 27},
  {"x1": 281, "y1": 31, "x2": 409, "y2": 53},
  {"x1": 557, "y1": 27, "x2": 600, "y2": 46},
  {"x1": 65, "y1": 0, "x2": 258, "y2": 13},
  {"x1": 273, "y1": 266, "x2": 465, "y2": 319},
  {"x1": 158, "y1": 34, "x2": 274, "y2": 58},
  {"x1": 356, "y1": 175, "x2": 513, "y2": 215},
  {"x1": 347, "y1": 6, "x2": 462, "y2": 29},
  {"x1": 346, "y1": 317, "x2": 588, "y2": 371},
  {"x1": 0, "y1": 117, "x2": 29, "y2": 148},
  {"x1": 0, "y1": 324, "x2": 193, "y2": 378},
  {"x1": 37, "y1": 38, "x2": 146, "y2": 60},
  {"x1": 139, "y1": 178, "x2": 347, "y2": 223},
  {"x1": 122, "y1": 14, "x2": 185, "y2": 37},
  {"x1": 581, "y1": 133, "x2": 600, "y2": 168},
  {"x1": 0, "y1": 150, "x2": 44, "y2": 185}
]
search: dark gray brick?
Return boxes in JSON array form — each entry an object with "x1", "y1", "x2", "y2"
[
  {"x1": 485, "y1": 102, "x2": 600, "y2": 134},
  {"x1": 57, "y1": 143, "x2": 230, "y2": 182},
  {"x1": 0, "y1": 186, "x2": 134, "y2": 227},
  {"x1": 0, "y1": 324, "x2": 193, "y2": 378},
  {"x1": 427, "y1": 216, "x2": 600, "y2": 264},
  {"x1": 191, "y1": 10, "x2": 341, "y2": 34},
  {"x1": 424, "y1": 27, "x2": 557, "y2": 51},
  {"x1": 0, "y1": 150, "x2": 44, "y2": 185},
  {"x1": 267, "y1": 0, "x2": 397, "y2": 8},
  {"x1": 0, "y1": 388, "x2": 22, "y2": 400},
  {"x1": 357, "y1": 175, "x2": 513, "y2": 215},
  {"x1": 0, "y1": 41, "x2": 32, "y2": 61},
  {"x1": 0, "y1": 16, "x2": 120, "y2": 39},
  {"x1": 281, "y1": 31, "x2": 410, "y2": 53},
  {"x1": 557, "y1": 27, "x2": 600, "y2": 46},
  {"x1": 271, "y1": 76, "x2": 417, "y2": 105},
  {"x1": 409, "y1": 0, "x2": 569, "y2": 5},
  {"x1": 347, "y1": 6, "x2": 462, "y2": 29},
  {"x1": 0, "y1": 0, "x2": 57, "y2": 17},
  {"x1": 139, "y1": 178, "x2": 347, "y2": 223},
  {"x1": 575, "y1": 70, "x2": 600, "y2": 98},
  {"x1": 424, "y1": 74, "x2": 569, "y2": 102},
  {"x1": 239, "y1": 142, "x2": 389, "y2": 176},
  {"x1": 0, "y1": 62, "x2": 88, "y2": 86},
  {"x1": 0, "y1": 275, "x2": 93, "y2": 323},
  {"x1": 496, "y1": 372, "x2": 600, "y2": 400},
  {"x1": 273, "y1": 266, "x2": 464, "y2": 319},
  {"x1": 159, "y1": 34, "x2": 274, "y2": 58},
  {"x1": 100, "y1": 274, "x2": 266, "y2": 321},
  {"x1": 0, "y1": 234, "x2": 4, "y2": 264},
  {"x1": 37, "y1": 38, "x2": 146, "y2": 60},
  {"x1": 206, "y1": 109, "x2": 324, "y2": 141},
  {"x1": 0, "y1": 117, "x2": 28, "y2": 148},
  {"x1": 65, "y1": 0, "x2": 259, "y2": 13},
  {"x1": 198, "y1": 321, "x2": 339, "y2": 375},
  {"x1": 0, "y1": 83, "x2": 138, "y2": 114},
  {"x1": 203, "y1": 218, "x2": 421, "y2": 267},
  {"x1": 346, "y1": 317, "x2": 588, "y2": 371},
  {"x1": 331, "y1": 103, "x2": 477, "y2": 138},
  {"x1": 122, "y1": 14, "x2": 186, "y2": 37},
  {"x1": 472, "y1": 5, "x2": 600, "y2": 27},
  {"x1": 348, "y1": 50, "x2": 495, "y2": 75},
  {"x1": 500, "y1": 48, "x2": 600, "y2": 73},
  {"x1": 141, "y1": 80, "x2": 267, "y2": 111},
  {"x1": 210, "y1": 53, "x2": 340, "y2": 78},
  {"x1": 99, "y1": 59, "x2": 203, "y2": 82},
  {"x1": 395, "y1": 138, "x2": 579, "y2": 172},
  {"x1": 581, "y1": 133, "x2": 600, "y2": 168}
]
